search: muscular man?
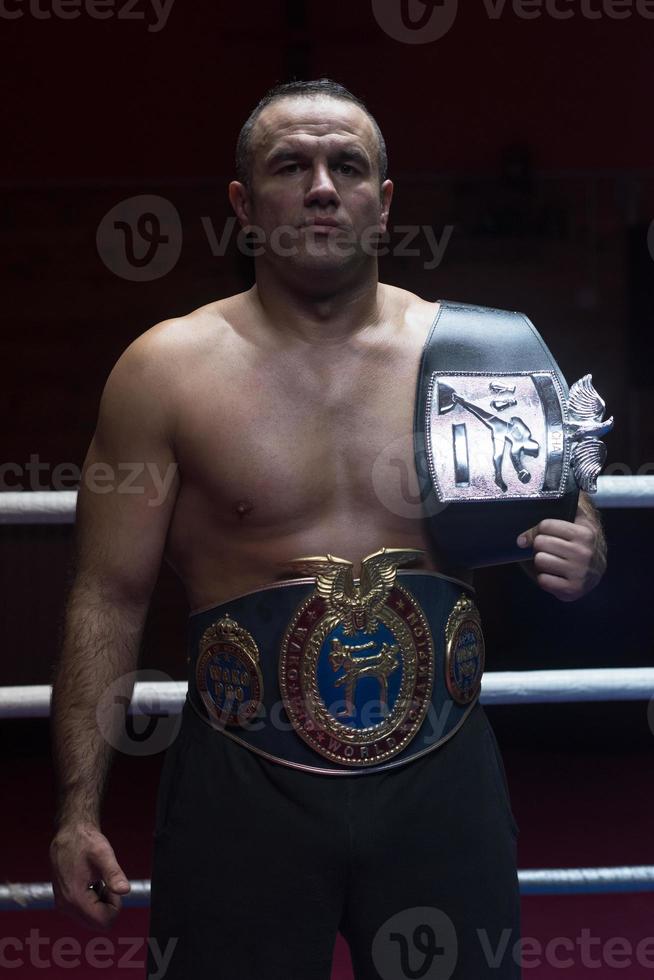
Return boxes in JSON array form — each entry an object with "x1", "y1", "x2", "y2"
[{"x1": 49, "y1": 79, "x2": 607, "y2": 979}]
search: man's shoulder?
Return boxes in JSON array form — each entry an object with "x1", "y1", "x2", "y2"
[
  {"x1": 380, "y1": 283, "x2": 440, "y2": 329},
  {"x1": 116, "y1": 293, "x2": 248, "y2": 375}
]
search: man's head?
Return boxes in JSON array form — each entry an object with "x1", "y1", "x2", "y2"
[
  {"x1": 229, "y1": 79, "x2": 393, "y2": 285},
  {"x1": 235, "y1": 79, "x2": 388, "y2": 190}
]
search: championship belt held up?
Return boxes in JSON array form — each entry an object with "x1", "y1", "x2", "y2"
[{"x1": 413, "y1": 301, "x2": 614, "y2": 568}]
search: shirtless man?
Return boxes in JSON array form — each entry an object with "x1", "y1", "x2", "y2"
[{"x1": 49, "y1": 79, "x2": 607, "y2": 979}]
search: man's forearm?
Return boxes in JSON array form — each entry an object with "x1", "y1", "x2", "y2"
[
  {"x1": 51, "y1": 583, "x2": 147, "y2": 829},
  {"x1": 578, "y1": 490, "x2": 607, "y2": 562}
]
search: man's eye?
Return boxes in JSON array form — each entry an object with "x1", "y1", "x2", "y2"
[
  {"x1": 337, "y1": 163, "x2": 357, "y2": 175},
  {"x1": 280, "y1": 163, "x2": 301, "y2": 174}
]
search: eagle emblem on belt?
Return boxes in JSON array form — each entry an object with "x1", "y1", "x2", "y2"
[
  {"x1": 278, "y1": 548, "x2": 435, "y2": 767},
  {"x1": 565, "y1": 374, "x2": 614, "y2": 493}
]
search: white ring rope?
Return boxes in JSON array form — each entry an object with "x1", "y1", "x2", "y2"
[
  {"x1": 3, "y1": 867, "x2": 654, "y2": 909},
  {"x1": 1, "y1": 670, "x2": 652, "y2": 719},
  {"x1": 519, "y1": 866, "x2": 654, "y2": 895},
  {"x1": 0, "y1": 491, "x2": 77, "y2": 524},
  {"x1": 0, "y1": 682, "x2": 189, "y2": 719},
  {"x1": 595, "y1": 475, "x2": 654, "y2": 508},
  {"x1": 480, "y1": 668, "x2": 654, "y2": 705},
  {"x1": 0, "y1": 477, "x2": 653, "y2": 525}
]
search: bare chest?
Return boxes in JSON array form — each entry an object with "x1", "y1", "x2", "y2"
[{"x1": 172, "y1": 329, "x2": 427, "y2": 532}]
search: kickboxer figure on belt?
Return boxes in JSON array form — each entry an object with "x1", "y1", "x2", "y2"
[{"x1": 49, "y1": 78, "x2": 610, "y2": 980}]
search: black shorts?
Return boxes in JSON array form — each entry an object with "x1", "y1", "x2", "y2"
[{"x1": 147, "y1": 700, "x2": 521, "y2": 980}]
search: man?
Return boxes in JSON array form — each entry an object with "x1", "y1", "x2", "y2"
[{"x1": 49, "y1": 79, "x2": 607, "y2": 979}]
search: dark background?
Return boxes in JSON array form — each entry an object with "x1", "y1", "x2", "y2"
[{"x1": 1, "y1": 3, "x2": 654, "y2": 976}]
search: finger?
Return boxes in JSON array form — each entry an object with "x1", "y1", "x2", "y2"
[
  {"x1": 79, "y1": 901, "x2": 121, "y2": 931},
  {"x1": 63, "y1": 863, "x2": 129, "y2": 926},
  {"x1": 88, "y1": 840, "x2": 131, "y2": 895},
  {"x1": 536, "y1": 572, "x2": 575, "y2": 600},
  {"x1": 516, "y1": 526, "x2": 538, "y2": 548},
  {"x1": 78, "y1": 878, "x2": 127, "y2": 929},
  {"x1": 533, "y1": 533, "x2": 579, "y2": 560},
  {"x1": 55, "y1": 883, "x2": 122, "y2": 932},
  {"x1": 88, "y1": 884, "x2": 123, "y2": 920},
  {"x1": 66, "y1": 872, "x2": 128, "y2": 915},
  {"x1": 88, "y1": 879, "x2": 127, "y2": 911},
  {"x1": 102, "y1": 873, "x2": 130, "y2": 895},
  {"x1": 535, "y1": 519, "x2": 577, "y2": 542},
  {"x1": 83, "y1": 896, "x2": 121, "y2": 929},
  {"x1": 533, "y1": 552, "x2": 570, "y2": 577}
]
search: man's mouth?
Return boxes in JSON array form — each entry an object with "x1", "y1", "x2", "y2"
[{"x1": 302, "y1": 217, "x2": 342, "y2": 229}]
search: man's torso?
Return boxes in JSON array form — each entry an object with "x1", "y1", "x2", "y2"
[{"x1": 155, "y1": 285, "x2": 473, "y2": 608}]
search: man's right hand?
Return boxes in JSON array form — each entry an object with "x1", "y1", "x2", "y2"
[{"x1": 49, "y1": 822, "x2": 131, "y2": 930}]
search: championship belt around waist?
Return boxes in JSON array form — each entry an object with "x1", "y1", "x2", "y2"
[
  {"x1": 186, "y1": 548, "x2": 484, "y2": 776},
  {"x1": 414, "y1": 300, "x2": 614, "y2": 569}
]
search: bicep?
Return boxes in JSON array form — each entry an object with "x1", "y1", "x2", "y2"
[{"x1": 73, "y1": 337, "x2": 180, "y2": 607}]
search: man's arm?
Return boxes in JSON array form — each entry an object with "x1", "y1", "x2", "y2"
[
  {"x1": 516, "y1": 491, "x2": 607, "y2": 600},
  {"x1": 49, "y1": 329, "x2": 180, "y2": 929}
]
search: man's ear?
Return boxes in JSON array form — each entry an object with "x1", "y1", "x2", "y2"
[
  {"x1": 228, "y1": 181, "x2": 251, "y2": 227},
  {"x1": 379, "y1": 179, "x2": 394, "y2": 234}
]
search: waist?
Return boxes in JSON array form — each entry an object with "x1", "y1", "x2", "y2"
[{"x1": 186, "y1": 567, "x2": 485, "y2": 776}]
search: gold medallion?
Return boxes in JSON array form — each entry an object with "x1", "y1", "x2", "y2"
[
  {"x1": 279, "y1": 548, "x2": 434, "y2": 767},
  {"x1": 444, "y1": 594, "x2": 485, "y2": 705},
  {"x1": 195, "y1": 614, "x2": 263, "y2": 727}
]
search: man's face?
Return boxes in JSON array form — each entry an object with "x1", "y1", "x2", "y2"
[{"x1": 232, "y1": 95, "x2": 393, "y2": 277}]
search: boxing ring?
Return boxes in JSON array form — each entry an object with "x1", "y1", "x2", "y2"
[{"x1": 1, "y1": 476, "x2": 653, "y2": 914}]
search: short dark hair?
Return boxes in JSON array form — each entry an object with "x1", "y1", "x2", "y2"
[{"x1": 235, "y1": 78, "x2": 388, "y2": 188}]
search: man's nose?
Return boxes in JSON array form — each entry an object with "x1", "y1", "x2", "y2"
[{"x1": 305, "y1": 163, "x2": 339, "y2": 206}]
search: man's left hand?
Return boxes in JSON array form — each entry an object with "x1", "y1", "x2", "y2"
[{"x1": 516, "y1": 493, "x2": 607, "y2": 602}]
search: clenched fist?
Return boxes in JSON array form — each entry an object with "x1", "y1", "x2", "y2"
[
  {"x1": 516, "y1": 492, "x2": 607, "y2": 602},
  {"x1": 50, "y1": 822, "x2": 131, "y2": 930}
]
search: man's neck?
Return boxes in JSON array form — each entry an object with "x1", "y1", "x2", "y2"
[{"x1": 251, "y1": 264, "x2": 387, "y2": 348}]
